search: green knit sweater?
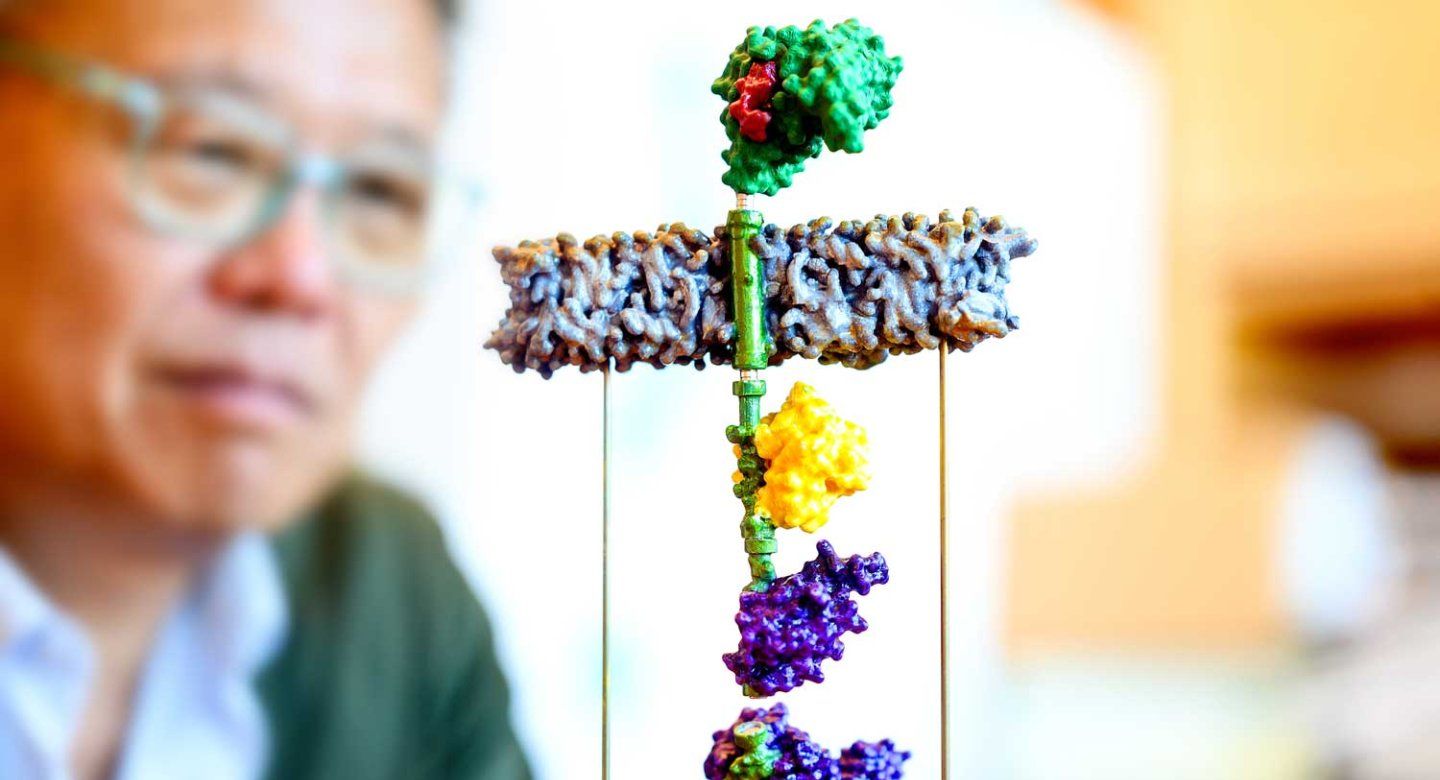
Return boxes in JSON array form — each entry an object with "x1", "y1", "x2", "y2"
[{"x1": 257, "y1": 477, "x2": 532, "y2": 779}]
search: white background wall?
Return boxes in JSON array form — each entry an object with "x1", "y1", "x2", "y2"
[{"x1": 356, "y1": 1, "x2": 1161, "y2": 777}]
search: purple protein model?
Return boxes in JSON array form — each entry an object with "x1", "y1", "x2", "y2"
[
  {"x1": 705, "y1": 703, "x2": 910, "y2": 780},
  {"x1": 723, "y1": 540, "x2": 889, "y2": 697},
  {"x1": 838, "y1": 740, "x2": 909, "y2": 780}
]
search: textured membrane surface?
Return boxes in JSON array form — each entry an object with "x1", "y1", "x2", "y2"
[{"x1": 486, "y1": 209, "x2": 1036, "y2": 377}]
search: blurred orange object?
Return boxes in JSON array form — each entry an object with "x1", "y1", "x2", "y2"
[{"x1": 1012, "y1": 0, "x2": 1440, "y2": 656}]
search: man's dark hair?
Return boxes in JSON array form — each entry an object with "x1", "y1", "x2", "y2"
[
  {"x1": 2, "y1": 1, "x2": 463, "y2": 29},
  {"x1": 433, "y1": 0, "x2": 460, "y2": 28}
]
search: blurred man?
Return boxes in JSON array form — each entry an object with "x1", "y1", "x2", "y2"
[{"x1": 0, "y1": 0, "x2": 531, "y2": 778}]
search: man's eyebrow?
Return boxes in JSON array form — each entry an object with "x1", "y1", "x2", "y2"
[
  {"x1": 139, "y1": 67, "x2": 437, "y2": 155},
  {"x1": 149, "y1": 67, "x2": 274, "y2": 101},
  {"x1": 376, "y1": 125, "x2": 432, "y2": 150},
  {"x1": 360, "y1": 125, "x2": 437, "y2": 165}
]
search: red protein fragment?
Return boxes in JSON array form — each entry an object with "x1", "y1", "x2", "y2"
[{"x1": 728, "y1": 60, "x2": 778, "y2": 143}]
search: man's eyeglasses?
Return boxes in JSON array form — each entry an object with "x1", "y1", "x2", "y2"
[{"x1": 0, "y1": 38, "x2": 442, "y2": 295}]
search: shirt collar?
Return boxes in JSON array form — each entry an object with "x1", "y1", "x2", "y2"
[
  {"x1": 0, "y1": 532, "x2": 288, "y2": 679},
  {"x1": 0, "y1": 545, "x2": 64, "y2": 654},
  {"x1": 191, "y1": 532, "x2": 289, "y2": 678}
]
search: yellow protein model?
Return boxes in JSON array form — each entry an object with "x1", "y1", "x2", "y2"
[{"x1": 750, "y1": 382, "x2": 872, "y2": 532}]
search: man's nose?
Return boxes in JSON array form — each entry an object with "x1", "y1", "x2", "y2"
[{"x1": 207, "y1": 191, "x2": 336, "y2": 319}]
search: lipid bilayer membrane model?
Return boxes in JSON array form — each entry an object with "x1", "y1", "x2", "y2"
[{"x1": 485, "y1": 19, "x2": 1037, "y2": 779}]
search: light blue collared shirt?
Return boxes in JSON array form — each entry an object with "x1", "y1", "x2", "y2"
[{"x1": 0, "y1": 533, "x2": 288, "y2": 780}]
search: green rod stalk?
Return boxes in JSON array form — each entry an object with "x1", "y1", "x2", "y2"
[
  {"x1": 728, "y1": 207, "x2": 768, "y2": 372},
  {"x1": 727, "y1": 205, "x2": 775, "y2": 593}
]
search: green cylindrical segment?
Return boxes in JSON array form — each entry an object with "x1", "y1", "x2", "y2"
[
  {"x1": 728, "y1": 208, "x2": 776, "y2": 594},
  {"x1": 733, "y1": 378, "x2": 765, "y2": 430},
  {"x1": 727, "y1": 421, "x2": 776, "y2": 593},
  {"x1": 727, "y1": 721, "x2": 780, "y2": 779},
  {"x1": 727, "y1": 208, "x2": 769, "y2": 370}
]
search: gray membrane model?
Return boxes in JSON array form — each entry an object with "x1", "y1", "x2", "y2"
[{"x1": 485, "y1": 209, "x2": 1037, "y2": 377}]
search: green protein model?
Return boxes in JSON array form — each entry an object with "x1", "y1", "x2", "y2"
[{"x1": 712, "y1": 19, "x2": 903, "y2": 196}]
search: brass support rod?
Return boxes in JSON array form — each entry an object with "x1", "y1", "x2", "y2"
[
  {"x1": 601, "y1": 367, "x2": 612, "y2": 780},
  {"x1": 938, "y1": 346, "x2": 950, "y2": 780}
]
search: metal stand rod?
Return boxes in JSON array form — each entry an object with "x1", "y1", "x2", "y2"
[
  {"x1": 601, "y1": 367, "x2": 612, "y2": 780},
  {"x1": 938, "y1": 346, "x2": 950, "y2": 780}
]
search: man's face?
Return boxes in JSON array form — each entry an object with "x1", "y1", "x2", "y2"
[{"x1": 0, "y1": 0, "x2": 445, "y2": 530}]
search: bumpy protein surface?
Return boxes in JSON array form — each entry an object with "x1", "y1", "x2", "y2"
[
  {"x1": 837, "y1": 741, "x2": 909, "y2": 780},
  {"x1": 712, "y1": 19, "x2": 903, "y2": 195},
  {"x1": 705, "y1": 703, "x2": 910, "y2": 780},
  {"x1": 486, "y1": 209, "x2": 1036, "y2": 378},
  {"x1": 723, "y1": 540, "x2": 889, "y2": 697},
  {"x1": 752, "y1": 382, "x2": 871, "y2": 533}
]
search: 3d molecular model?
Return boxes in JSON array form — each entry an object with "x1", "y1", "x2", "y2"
[
  {"x1": 706, "y1": 704, "x2": 909, "y2": 780},
  {"x1": 485, "y1": 18, "x2": 1037, "y2": 779}
]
